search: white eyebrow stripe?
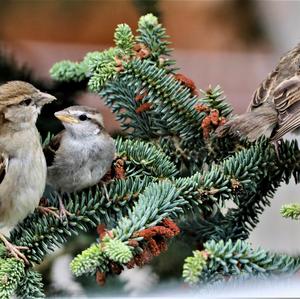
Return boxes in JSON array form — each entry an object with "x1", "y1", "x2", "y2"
[
  {"x1": 69, "y1": 110, "x2": 87, "y2": 115},
  {"x1": 67, "y1": 110, "x2": 103, "y2": 124}
]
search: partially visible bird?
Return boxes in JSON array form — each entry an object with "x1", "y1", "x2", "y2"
[
  {"x1": 217, "y1": 43, "x2": 300, "y2": 142},
  {"x1": 44, "y1": 105, "x2": 115, "y2": 216},
  {"x1": 0, "y1": 81, "x2": 56, "y2": 263}
]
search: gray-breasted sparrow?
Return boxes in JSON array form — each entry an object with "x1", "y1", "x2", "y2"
[
  {"x1": 0, "y1": 81, "x2": 56, "y2": 263},
  {"x1": 44, "y1": 106, "x2": 115, "y2": 216},
  {"x1": 217, "y1": 43, "x2": 300, "y2": 142}
]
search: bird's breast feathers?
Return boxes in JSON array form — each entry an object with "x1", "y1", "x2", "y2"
[
  {"x1": 47, "y1": 133, "x2": 115, "y2": 192},
  {"x1": 0, "y1": 128, "x2": 46, "y2": 227}
]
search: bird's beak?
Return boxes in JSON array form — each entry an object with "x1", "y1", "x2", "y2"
[
  {"x1": 38, "y1": 92, "x2": 57, "y2": 106},
  {"x1": 54, "y1": 112, "x2": 79, "y2": 124}
]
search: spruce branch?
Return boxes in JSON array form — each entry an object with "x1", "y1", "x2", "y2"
[
  {"x1": 50, "y1": 60, "x2": 88, "y2": 83},
  {"x1": 114, "y1": 24, "x2": 135, "y2": 56},
  {"x1": 123, "y1": 59, "x2": 204, "y2": 141},
  {"x1": 136, "y1": 13, "x2": 174, "y2": 67},
  {"x1": 15, "y1": 269, "x2": 45, "y2": 299},
  {"x1": 101, "y1": 74, "x2": 168, "y2": 139},
  {"x1": 115, "y1": 137, "x2": 178, "y2": 178},
  {"x1": 182, "y1": 250, "x2": 208, "y2": 284},
  {"x1": 71, "y1": 243, "x2": 108, "y2": 277},
  {"x1": 183, "y1": 239, "x2": 300, "y2": 285},
  {"x1": 103, "y1": 237, "x2": 133, "y2": 264},
  {"x1": 199, "y1": 85, "x2": 232, "y2": 118},
  {"x1": 8, "y1": 137, "x2": 174, "y2": 264},
  {"x1": 69, "y1": 137, "x2": 300, "y2": 280},
  {"x1": 281, "y1": 204, "x2": 300, "y2": 220},
  {"x1": 0, "y1": 257, "x2": 25, "y2": 299}
]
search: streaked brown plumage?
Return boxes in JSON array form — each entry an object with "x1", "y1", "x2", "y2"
[{"x1": 217, "y1": 43, "x2": 300, "y2": 141}]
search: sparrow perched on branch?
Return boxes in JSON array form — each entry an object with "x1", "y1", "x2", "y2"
[
  {"x1": 217, "y1": 43, "x2": 300, "y2": 142},
  {"x1": 44, "y1": 106, "x2": 115, "y2": 216},
  {"x1": 0, "y1": 81, "x2": 56, "y2": 263}
]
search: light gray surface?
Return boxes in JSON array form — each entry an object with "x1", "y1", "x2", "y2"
[{"x1": 249, "y1": 135, "x2": 300, "y2": 254}]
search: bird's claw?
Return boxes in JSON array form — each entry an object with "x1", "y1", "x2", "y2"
[
  {"x1": 37, "y1": 206, "x2": 60, "y2": 218},
  {"x1": 6, "y1": 244, "x2": 29, "y2": 265},
  {"x1": 0, "y1": 234, "x2": 29, "y2": 265},
  {"x1": 59, "y1": 206, "x2": 73, "y2": 220},
  {"x1": 57, "y1": 196, "x2": 73, "y2": 222}
]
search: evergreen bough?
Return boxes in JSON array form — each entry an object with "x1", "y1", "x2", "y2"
[{"x1": 1, "y1": 13, "x2": 300, "y2": 297}]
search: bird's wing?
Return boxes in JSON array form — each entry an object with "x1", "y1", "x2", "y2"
[
  {"x1": 249, "y1": 70, "x2": 278, "y2": 111},
  {"x1": 272, "y1": 75, "x2": 300, "y2": 113},
  {"x1": 271, "y1": 112, "x2": 300, "y2": 141},
  {"x1": 43, "y1": 131, "x2": 64, "y2": 167},
  {"x1": 0, "y1": 152, "x2": 9, "y2": 185},
  {"x1": 249, "y1": 43, "x2": 300, "y2": 112},
  {"x1": 270, "y1": 76, "x2": 300, "y2": 140}
]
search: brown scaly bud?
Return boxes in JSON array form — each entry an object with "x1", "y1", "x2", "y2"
[
  {"x1": 161, "y1": 218, "x2": 180, "y2": 236},
  {"x1": 134, "y1": 247, "x2": 152, "y2": 267},
  {"x1": 219, "y1": 117, "x2": 227, "y2": 126},
  {"x1": 135, "y1": 103, "x2": 152, "y2": 114},
  {"x1": 101, "y1": 169, "x2": 113, "y2": 183},
  {"x1": 135, "y1": 90, "x2": 148, "y2": 101},
  {"x1": 114, "y1": 56, "x2": 123, "y2": 67},
  {"x1": 110, "y1": 261, "x2": 123, "y2": 275},
  {"x1": 156, "y1": 238, "x2": 168, "y2": 253},
  {"x1": 201, "y1": 115, "x2": 212, "y2": 139},
  {"x1": 114, "y1": 57, "x2": 124, "y2": 73},
  {"x1": 133, "y1": 43, "x2": 151, "y2": 59},
  {"x1": 97, "y1": 224, "x2": 107, "y2": 240},
  {"x1": 230, "y1": 178, "x2": 241, "y2": 190},
  {"x1": 138, "y1": 48, "x2": 151, "y2": 59},
  {"x1": 113, "y1": 158, "x2": 126, "y2": 180},
  {"x1": 127, "y1": 239, "x2": 139, "y2": 247},
  {"x1": 97, "y1": 225, "x2": 114, "y2": 240},
  {"x1": 115, "y1": 65, "x2": 124, "y2": 73},
  {"x1": 195, "y1": 103, "x2": 209, "y2": 113},
  {"x1": 173, "y1": 73, "x2": 198, "y2": 95},
  {"x1": 96, "y1": 271, "x2": 106, "y2": 286},
  {"x1": 210, "y1": 109, "x2": 219, "y2": 126},
  {"x1": 126, "y1": 259, "x2": 136, "y2": 269},
  {"x1": 133, "y1": 43, "x2": 142, "y2": 52},
  {"x1": 147, "y1": 238, "x2": 160, "y2": 256},
  {"x1": 135, "y1": 226, "x2": 174, "y2": 240}
]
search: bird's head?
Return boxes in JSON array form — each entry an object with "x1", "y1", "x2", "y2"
[
  {"x1": 0, "y1": 81, "x2": 56, "y2": 126},
  {"x1": 54, "y1": 106, "x2": 105, "y2": 138}
]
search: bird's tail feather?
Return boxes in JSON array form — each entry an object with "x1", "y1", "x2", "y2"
[{"x1": 216, "y1": 105, "x2": 278, "y2": 142}]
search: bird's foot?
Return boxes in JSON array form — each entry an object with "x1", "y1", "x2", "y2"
[
  {"x1": 59, "y1": 205, "x2": 73, "y2": 220},
  {"x1": 0, "y1": 234, "x2": 29, "y2": 265},
  {"x1": 100, "y1": 182, "x2": 110, "y2": 201},
  {"x1": 272, "y1": 139, "x2": 281, "y2": 160},
  {"x1": 58, "y1": 196, "x2": 73, "y2": 221},
  {"x1": 37, "y1": 206, "x2": 60, "y2": 219}
]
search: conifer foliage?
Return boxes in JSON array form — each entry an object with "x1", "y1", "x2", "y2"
[{"x1": 1, "y1": 14, "x2": 300, "y2": 298}]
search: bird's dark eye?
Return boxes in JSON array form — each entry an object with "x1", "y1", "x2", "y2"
[
  {"x1": 20, "y1": 99, "x2": 32, "y2": 106},
  {"x1": 79, "y1": 114, "x2": 88, "y2": 121}
]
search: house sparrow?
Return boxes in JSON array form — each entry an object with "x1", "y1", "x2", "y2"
[
  {"x1": 0, "y1": 81, "x2": 56, "y2": 263},
  {"x1": 217, "y1": 43, "x2": 300, "y2": 142},
  {"x1": 44, "y1": 106, "x2": 115, "y2": 216}
]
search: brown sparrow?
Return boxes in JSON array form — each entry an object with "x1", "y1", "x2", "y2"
[
  {"x1": 217, "y1": 43, "x2": 300, "y2": 142},
  {"x1": 0, "y1": 81, "x2": 56, "y2": 263},
  {"x1": 44, "y1": 106, "x2": 115, "y2": 216}
]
